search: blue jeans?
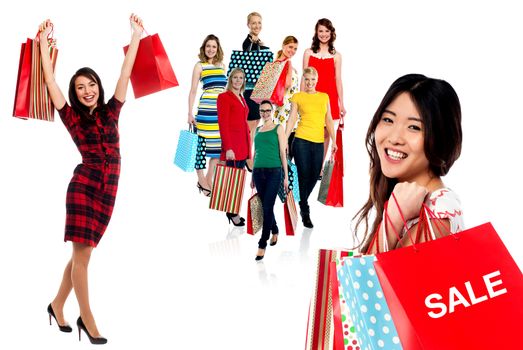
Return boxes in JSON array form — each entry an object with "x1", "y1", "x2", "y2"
[
  {"x1": 292, "y1": 137, "x2": 324, "y2": 216},
  {"x1": 252, "y1": 167, "x2": 282, "y2": 249}
]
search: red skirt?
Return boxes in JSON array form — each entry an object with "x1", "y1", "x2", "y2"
[{"x1": 65, "y1": 161, "x2": 120, "y2": 247}]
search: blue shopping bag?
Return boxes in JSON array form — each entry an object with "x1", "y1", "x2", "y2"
[
  {"x1": 174, "y1": 127, "x2": 198, "y2": 172},
  {"x1": 277, "y1": 159, "x2": 300, "y2": 203},
  {"x1": 338, "y1": 255, "x2": 402, "y2": 350}
]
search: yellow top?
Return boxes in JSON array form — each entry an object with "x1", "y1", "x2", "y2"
[{"x1": 291, "y1": 92, "x2": 329, "y2": 143}]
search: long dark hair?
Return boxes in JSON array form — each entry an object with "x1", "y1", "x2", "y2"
[
  {"x1": 354, "y1": 74, "x2": 462, "y2": 252},
  {"x1": 68, "y1": 67, "x2": 105, "y2": 122},
  {"x1": 311, "y1": 18, "x2": 336, "y2": 54}
]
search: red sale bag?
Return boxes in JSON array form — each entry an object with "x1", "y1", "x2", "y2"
[
  {"x1": 374, "y1": 214, "x2": 523, "y2": 349},
  {"x1": 124, "y1": 32, "x2": 178, "y2": 98}
]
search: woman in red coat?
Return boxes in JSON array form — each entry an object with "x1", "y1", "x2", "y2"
[{"x1": 217, "y1": 67, "x2": 250, "y2": 225}]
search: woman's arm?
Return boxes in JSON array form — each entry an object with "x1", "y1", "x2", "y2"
[
  {"x1": 187, "y1": 62, "x2": 202, "y2": 125},
  {"x1": 38, "y1": 20, "x2": 66, "y2": 110},
  {"x1": 285, "y1": 101, "x2": 299, "y2": 140},
  {"x1": 114, "y1": 14, "x2": 143, "y2": 103},
  {"x1": 334, "y1": 52, "x2": 346, "y2": 117},
  {"x1": 324, "y1": 100, "x2": 337, "y2": 154},
  {"x1": 277, "y1": 125, "x2": 289, "y2": 193}
]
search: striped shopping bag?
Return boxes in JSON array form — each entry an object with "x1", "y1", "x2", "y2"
[
  {"x1": 29, "y1": 37, "x2": 58, "y2": 121},
  {"x1": 209, "y1": 164, "x2": 246, "y2": 215}
]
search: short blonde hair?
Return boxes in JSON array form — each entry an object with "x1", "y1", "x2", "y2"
[
  {"x1": 303, "y1": 66, "x2": 318, "y2": 77},
  {"x1": 227, "y1": 68, "x2": 246, "y2": 93},
  {"x1": 247, "y1": 12, "x2": 262, "y2": 24}
]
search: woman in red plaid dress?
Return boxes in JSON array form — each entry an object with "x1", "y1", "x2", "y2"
[{"x1": 39, "y1": 14, "x2": 143, "y2": 344}]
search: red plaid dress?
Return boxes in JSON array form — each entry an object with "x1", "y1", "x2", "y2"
[{"x1": 58, "y1": 96, "x2": 124, "y2": 247}]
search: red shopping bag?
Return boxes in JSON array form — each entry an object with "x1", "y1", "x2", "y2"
[
  {"x1": 305, "y1": 249, "x2": 353, "y2": 350},
  {"x1": 374, "y1": 222, "x2": 523, "y2": 350},
  {"x1": 251, "y1": 60, "x2": 289, "y2": 106},
  {"x1": 124, "y1": 33, "x2": 178, "y2": 98},
  {"x1": 283, "y1": 190, "x2": 297, "y2": 236},
  {"x1": 324, "y1": 158, "x2": 343, "y2": 207},
  {"x1": 335, "y1": 124, "x2": 344, "y2": 176},
  {"x1": 29, "y1": 37, "x2": 58, "y2": 121},
  {"x1": 13, "y1": 38, "x2": 33, "y2": 118}
]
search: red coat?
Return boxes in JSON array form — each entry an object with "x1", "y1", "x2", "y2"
[{"x1": 217, "y1": 90, "x2": 251, "y2": 161}]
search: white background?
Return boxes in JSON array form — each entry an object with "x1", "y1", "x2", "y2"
[{"x1": 1, "y1": 0, "x2": 522, "y2": 349}]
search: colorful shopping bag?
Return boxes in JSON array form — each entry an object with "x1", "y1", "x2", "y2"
[
  {"x1": 13, "y1": 38, "x2": 33, "y2": 118},
  {"x1": 28, "y1": 37, "x2": 58, "y2": 121},
  {"x1": 209, "y1": 164, "x2": 246, "y2": 215},
  {"x1": 324, "y1": 157, "x2": 343, "y2": 207},
  {"x1": 227, "y1": 50, "x2": 273, "y2": 84},
  {"x1": 374, "y1": 222, "x2": 523, "y2": 350},
  {"x1": 247, "y1": 192, "x2": 263, "y2": 235},
  {"x1": 124, "y1": 33, "x2": 178, "y2": 98},
  {"x1": 283, "y1": 191, "x2": 298, "y2": 236},
  {"x1": 278, "y1": 159, "x2": 300, "y2": 203},
  {"x1": 250, "y1": 60, "x2": 289, "y2": 106},
  {"x1": 317, "y1": 159, "x2": 334, "y2": 204},
  {"x1": 173, "y1": 127, "x2": 198, "y2": 172},
  {"x1": 338, "y1": 255, "x2": 402, "y2": 350},
  {"x1": 305, "y1": 249, "x2": 357, "y2": 350}
]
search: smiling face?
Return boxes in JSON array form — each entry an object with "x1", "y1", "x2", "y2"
[
  {"x1": 231, "y1": 71, "x2": 245, "y2": 92},
  {"x1": 302, "y1": 72, "x2": 318, "y2": 92},
  {"x1": 316, "y1": 24, "x2": 331, "y2": 44},
  {"x1": 204, "y1": 39, "x2": 218, "y2": 61},
  {"x1": 282, "y1": 42, "x2": 298, "y2": 59},
  {"x1": 374, "y1": 92, "x2": 432, "y2": 183},
  {"x1": 248, "y1": 15, "x2": 262, "y2": 36},
  {"x1": 74, "y1": 75, "x2": 99, "y2": 112},
  {"x1": 259, "y1": 102, "x2": 273, "y2": 121}
]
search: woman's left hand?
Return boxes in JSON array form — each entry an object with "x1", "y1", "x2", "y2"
[
  {"x1": 130, "y1": 13, "x2": 144, "y2": 35},
  {"x1": 284, "y1": 177, "x2": 290, "y2": 194},
  {"x1": 340, "y1": 105, "x2": 347, "y2": 118},
  {"x1": 331, "y1": 143, "x2": 338, "y2": 155}
]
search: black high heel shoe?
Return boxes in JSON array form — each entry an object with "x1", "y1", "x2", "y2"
[
  {"x1": 269, "y1": 233, "x2": 279, "y2": 246},
  {"x1": 47, "y1": 303, "x2": 72, "y2": 333},
  {"x1": 226, "y1": 213, "x2": 245, "y2": 226},
  {"x1": 77, "y1": 316, "x2": 107, "y2": 345},
  {"x1": 255, "y1": 248, "x2": 265, "y2": 261},
  {"x1": 197, "y1": 182, "x2": 211, "y2": 197}
]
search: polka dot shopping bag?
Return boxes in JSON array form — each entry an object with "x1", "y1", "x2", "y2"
[{"x1": 338, "y1": 255, "x2": 402, "y2": 350}]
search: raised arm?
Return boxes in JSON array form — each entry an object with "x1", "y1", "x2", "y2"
[
  {"x1": 334, "y1": 52, "x2": 346, "y2": 117},
  {"x1": 187, "y1": 62, "x2": 202, "y2": 125},
  {"x1": 38, "y1": 20, "x2": 66, "y2": 110},
  {"x1": 114, "y1": 14, "x2": 143, "y2": 103}
]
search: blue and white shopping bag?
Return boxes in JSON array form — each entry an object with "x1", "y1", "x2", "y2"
[
  {"x1": 338, "y1": 255, "x2": 402, "y2": 350},
  {"x1": 174, "y1": 127, "x2": 198, "y2": 172}
]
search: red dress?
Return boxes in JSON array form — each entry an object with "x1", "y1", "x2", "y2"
[
  {"x1": 308, "y1": 56, "x2": 340, "y2": 120},
  {"x1": 58, "y1": 96, "x2": 124, "y2": 247},
  {"x1": 217, "y1": 90, "x2": 251, "y2": 161}
]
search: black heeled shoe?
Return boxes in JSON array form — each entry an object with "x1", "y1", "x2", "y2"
[
  {"x1": 301, "y1": 213, "x2": 314, "y2": 228},
  {"x1": 197, "y1": 182, "x2": 211, "y2": 197},
  {"x1": 255, "y1": 248, "x2": 265, "y2": 261},
  {"x1": 47, "y1": 303, "x2": 72, "y2": 333},
  {"x1": 77, "y1": 316, "x2": 107, "y2": 345},
  {"x1": 269, "y1": 233, "x2": 279, "y2": 246},
  {"x1": 226, "y1": 213, "x2": 245, "y2": 226}
]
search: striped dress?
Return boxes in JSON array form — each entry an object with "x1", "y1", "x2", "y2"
[{"x1": 195, "y1": 62, "x2": 227, "y2": 167}]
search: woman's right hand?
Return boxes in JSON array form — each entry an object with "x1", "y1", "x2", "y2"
[
  {"x1": 388, "y1": 182, "x2": 429, "y2": 221},
  {"x1": 225, "y1": 149, "x2": 236, "y2": 160},
  {"x1": 38, "y1": 20, "x2": 53, "y2": 40},
  {"x1": 187, "y1": 112, "x2": 196, "y2": 126}
]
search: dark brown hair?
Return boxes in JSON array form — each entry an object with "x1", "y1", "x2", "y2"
[
  {"x1": 311, "y1": 18, "x2": 336, "y2": 54},
  {"x1": 354, "y1": 74, "x2": 462, "y2": 252},
  {"x1": 68, "y1": 67, "x2": 105, "y2": 122}
]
